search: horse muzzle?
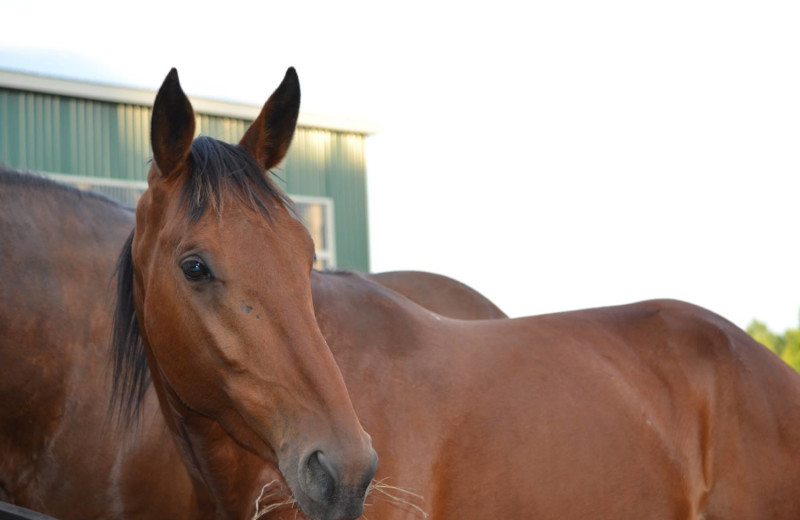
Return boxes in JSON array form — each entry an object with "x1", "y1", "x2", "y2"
[{"x1": 295, "y1": 446, "x2": 379, "y2": 520}]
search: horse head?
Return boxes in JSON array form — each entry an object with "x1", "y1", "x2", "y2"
[{"x1": 116, "y1": 68, "x2": 377, "y2": 520}]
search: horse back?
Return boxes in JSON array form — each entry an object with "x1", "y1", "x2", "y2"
[
  {"x1": 432, "y1": 300, "x2": 800, "y2": 519},
  {"x1": 308, "y1": 282, "x2": 800, "y2": 519}
]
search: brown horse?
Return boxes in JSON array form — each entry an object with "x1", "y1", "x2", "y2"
[
  {"x1": 110, "y1": 68, "x2": 800, "y2": 520},
  {"x1": 0, "y1": 166, "x2": 503, "y2": 520},
  {"x1": 0, "y1": 169, "x2": 193, "y2": 518},
  {"x1": 5, "y1": 65, "x2": 800, "y2": 520}
]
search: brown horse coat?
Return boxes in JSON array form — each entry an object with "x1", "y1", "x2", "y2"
[
  {"x1": 365, "y1": 271, "x2": 506, "y2": 320},
  {"x1": 0, "y1": 172, "x2": 193, "y2": 519}
]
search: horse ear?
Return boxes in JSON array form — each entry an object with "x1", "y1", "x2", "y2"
[
  {"x1": 239, "y1": 67, "x2": 301, "y2": 171},
  {"x1": 151, "y1": 68, "x2": 195, "y2": 178}
]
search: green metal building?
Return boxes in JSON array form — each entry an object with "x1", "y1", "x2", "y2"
[{"x1": 0, "y1": 69, "x2": 376, "y2": 271}]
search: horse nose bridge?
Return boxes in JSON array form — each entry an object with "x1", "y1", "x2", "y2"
[
  {"x1": 277, "y1": 330, "x2": 378, "y2": 482},
  {"x1": 226, "y1": 317, "x2": 370, "y2": 447},
  {"x1": 279, "y1": 324, "x2": 356, "y2": 410},
  {"x1": 232, "y1": 305, "x2": 333, "y2": 386}
]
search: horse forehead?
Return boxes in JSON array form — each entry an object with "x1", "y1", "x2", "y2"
[
  {"x1": 216, "y1": 206, "x2": 313, "y2": 260},
  {"x1": 182, "y1": 200, "x2": 308, "y2": 253},
  {"x1": 136, "y1": 178, "x2": 310, "y2": 256}
]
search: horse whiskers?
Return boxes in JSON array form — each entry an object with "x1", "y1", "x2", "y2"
[
  {"x1": 366, "y1": 479, "x2": 429, "y2": 519},
  {"x1": 369, "y1": 479, "x2": 426, "y2": 501},
  {"x1": 251, "y1": 478, "x2": 427, "y2": 520},
  {"x1": 252, "y1": 480, "x2": 297, "y2": 520},
  {"x1": 370, "y1": 488, "x2": 428, "y2": 519}
]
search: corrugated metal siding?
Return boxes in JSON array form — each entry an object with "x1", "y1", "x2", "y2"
[
  {"x1": 326, "y1": 133, "x2": 369, "y2": 272},
  {"x1": 280, "y1": 130, "x2": 369, "y2": 271},
  {"x1": 1, "y1": 89, "x2": 152, "y2": 180},
  {"x1": 0, "y1": 87, "x2": 370, "y2": 271}
]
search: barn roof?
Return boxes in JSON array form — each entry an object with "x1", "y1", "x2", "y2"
[{"x1": 0, "y1": 68, "x2": 378, "y2": 136}]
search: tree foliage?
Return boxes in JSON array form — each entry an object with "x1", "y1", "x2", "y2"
[{"x1": 747, "y1": 317, "x2": 800, "y2": 373}]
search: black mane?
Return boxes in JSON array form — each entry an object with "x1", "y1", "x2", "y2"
[
  {"x1": 110, "y1": 230, "x2": 146, "y2": 424},
  {"x1": 110, "y1": 136, "x2": 293, "y2": 423},
  {"x1": 182, "y1": 136, "x2": 292, "y2": 222}
]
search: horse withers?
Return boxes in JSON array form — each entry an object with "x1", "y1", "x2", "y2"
[{"x1": 366, "y1": 271, "x2": 506, "y2": 320}]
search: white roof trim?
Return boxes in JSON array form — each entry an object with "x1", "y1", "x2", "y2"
[{"x1": 0, "y1": 68, "x2": 378, "y2": 135}]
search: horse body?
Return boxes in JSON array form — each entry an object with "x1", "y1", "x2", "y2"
[
  {"x1": 0, "y1": 171, "x2": 194, "y2": 519},
  {"x1": 313, "y1": 273, "x2": 800, "y2": 518}
]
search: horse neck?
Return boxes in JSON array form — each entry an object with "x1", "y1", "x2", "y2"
[
  {"x1": 309, "y1": 272, "x2": 461, "y2": 509},
  {"x1": 311, "y1": 271, "x2": 439, "y2": 362}
]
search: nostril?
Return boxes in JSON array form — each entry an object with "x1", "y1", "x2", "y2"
[
  {"x1": 362, "y1": 450, "x2": 379, "y2": 491},
  {"x1": 303, "y1": 450, "x2": 338, "y2": 504},
  {"x1": 297, "y1": 448, "x2": 379, "y2": 520},
  {"x1": 316, "y1": 451, "x2": 339, "y2": 482}
]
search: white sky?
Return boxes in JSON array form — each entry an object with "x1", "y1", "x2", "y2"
[{"x1": 1, "y1": 0, "x2": 798, "y2": 332}]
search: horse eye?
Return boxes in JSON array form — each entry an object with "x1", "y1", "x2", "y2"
[{"x1": 181, "y1": 259, "x2": 211, "y2": 281}]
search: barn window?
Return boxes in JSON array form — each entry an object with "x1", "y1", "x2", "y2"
[{"x1": 292, "y1": 195, "x2": 336, "y2": 269}]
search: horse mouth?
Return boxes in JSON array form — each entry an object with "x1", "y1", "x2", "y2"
[
  {"x1": 274, "y1": 448, "x2": 376, "y2": 520},
  {"x1": 253, "y1": 479, "x2": 370, "y2": 520}
]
